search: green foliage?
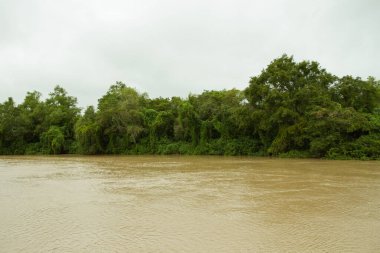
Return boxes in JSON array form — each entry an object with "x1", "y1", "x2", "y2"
[
  {"x1": 331, "y1": 76, "x2": 380, "y2": 113},
  {"x1": 96, "y1": 82, "x2": 145, "y2": 153},
  {"x1": 0, "y1": 86, "x2": 79, "y2": 155},
  {"x1": 278, "y1": 150, "x2": 311, "y2": 158},
  {"x1": 75, "y1": 106, "x2": 102, "y2": 154},
  {"x1": 1, "y1": 56, "x2": 379, "y2": 159},
  {"x1": 41, "y1": 126, "x2": 65, "y2": 154}
]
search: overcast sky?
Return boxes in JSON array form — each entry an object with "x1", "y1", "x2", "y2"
[{"x1": 0, "y1": 0, "x2": 379, "y2": 108}]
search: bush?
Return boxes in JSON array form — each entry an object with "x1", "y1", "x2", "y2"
[
  {"x1": 25, "y1": 143, "x2": 42, "y2": 155},
  {"x1": 326, "y1": 134, "x2": 380, "y2": 160},
  {"x1": 279, "y1": 150, "x2": 311, "y2": 158}
]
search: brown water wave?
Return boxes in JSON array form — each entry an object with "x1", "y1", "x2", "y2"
[{"x1": 1, "y1": 156, "x2": 380, "y2": 252}]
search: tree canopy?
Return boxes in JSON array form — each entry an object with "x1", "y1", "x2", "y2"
[{"x1": 1, "y1": 55, "x2": 379, "y2": 159}]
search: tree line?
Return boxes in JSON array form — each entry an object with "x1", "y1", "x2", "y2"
[{"x1": 1, "y1": 55, "x2": 380, "y2": 159}]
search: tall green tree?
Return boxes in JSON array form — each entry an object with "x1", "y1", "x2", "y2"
[
  {"x1": 245, "y1": 55, "x2": 336, "y2": 155},
  {"x1": 41, "y1": 86, "x2": 80, "y2": 153},
  {"x1": 97, "y1": 82, "x2": 145, "y2": 153},
  {"x1": 0, "y1": 98, "x2": 25, "y2": 154},
  {"x1": 75, "y1": 106, "x2": 102, "y2": 154}
]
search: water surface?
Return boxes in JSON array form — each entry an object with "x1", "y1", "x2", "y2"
[{"x1": 1, "y1": 156, "x2": 380, "y2": 252}]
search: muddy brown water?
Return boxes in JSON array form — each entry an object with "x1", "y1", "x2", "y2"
[{"x1": 1, "y1": 156, "x2": 380, "y2": 252}]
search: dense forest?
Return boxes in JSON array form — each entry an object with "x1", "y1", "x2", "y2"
[{"x1": 1, "y1": 55, "x2": 380, "y2": 159}]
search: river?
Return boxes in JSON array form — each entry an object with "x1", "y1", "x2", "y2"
[{"x1": 1, "y1": 156, "x2": 380, "y2": 252}]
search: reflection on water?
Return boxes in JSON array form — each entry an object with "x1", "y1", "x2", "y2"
[{"x1": 1, "y1": 156, "x2": 380, "y2": 252}]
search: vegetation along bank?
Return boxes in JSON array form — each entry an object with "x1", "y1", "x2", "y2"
[{"x1": 1, "y1": 55, "x2": 379, "y2": 159}]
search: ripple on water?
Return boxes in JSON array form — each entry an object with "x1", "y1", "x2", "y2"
[{"x1": 1, "y1": 156, "x2": 380, "y2": 252}]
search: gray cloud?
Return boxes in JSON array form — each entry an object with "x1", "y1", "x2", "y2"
[{"x1": 0, "y1": 0, "x2": 379, "y2": 108}]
